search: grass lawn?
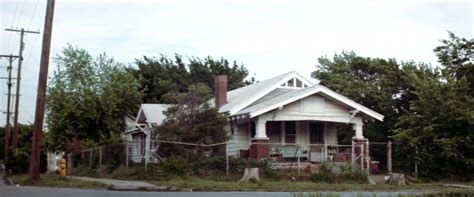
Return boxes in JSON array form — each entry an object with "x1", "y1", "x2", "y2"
[
  {"x1": 151, "y1": 178, "x2": 454, "y2": 192},
  {"x1": 9, "y1": 173, "x2": 109, "y2": 189}
]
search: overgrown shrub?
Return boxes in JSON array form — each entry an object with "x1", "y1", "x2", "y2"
[
  {"x1": 159, "y1": 155, "x2": 192, "y2": 177},
  {"x1": 4, "y1": 149, "x2": 47, "y2": 174},
  {"x1": 310, "y1": 162, "x2": 367, "y2": 183},
  {"x1": 102, "y1": 143, "x2": 126, "y2": 172}
]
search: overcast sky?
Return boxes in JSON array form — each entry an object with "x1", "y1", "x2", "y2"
[{"x1": 0, "y1": 0, "x2": 473, "y2": 124}]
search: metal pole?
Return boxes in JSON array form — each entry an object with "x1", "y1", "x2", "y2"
[
  {"x1": 226, "y1": 142, "x2": 229, "y2": 176},
  {"x1": 360, "y1": 144, "x2": 363, "y2": 171},
  {"x1": 99, "y1": 146, "x2": 102, "y2": 169},
  {"x1": 125, "y1": 143, "x2": 129, "y2": 169},
  {"x1": 351, "y1": 141, "x2": 355, "y2": 165},
  {"x1": 89, "y1": 149, "x2": 92, "y2": 168},
  {"x1": 387, "y1": 141, "x2": 392, "y2": 175},
  {"x1": 414, "y1": 149, "x2": 418, "y2": 178},
  {"x1": 297, "y1": 145, "x2": 300, "y2": 175},
  {"x1": 29, "y1": 0, "x2": 55, "y2": 182}
]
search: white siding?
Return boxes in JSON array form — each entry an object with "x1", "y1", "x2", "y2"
[
  {"x1": 275, "y1": 94, "x2": 351, "y2": 119},
  {"x1": 227, "y1": 123, "x2": 250, "y2": 156}
]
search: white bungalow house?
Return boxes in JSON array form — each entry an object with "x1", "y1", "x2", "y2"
[{"x1": 124, "y1": 71, "x2": 383, "y2": 166}]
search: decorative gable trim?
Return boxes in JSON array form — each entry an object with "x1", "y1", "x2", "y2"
[
  {"x1": 228, "y1": 71, "x2": 314, "y2": 115},
  {"x1": 248, "y1": 85, "x2": 384, "y2": 121}
]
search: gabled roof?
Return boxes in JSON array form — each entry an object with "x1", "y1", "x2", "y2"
[
  {"x1": 221, "y1": 71, "x2": 384, "y2": 122},
  {"x1": 219, "y1": 71, "x2": 314, "y2": 115},
  {"x1": 136, "y1": 103, "x2": 171, "y2": 126},
  {"x1": 235, "y1": 85, "x2": 384, "y2": 121}
]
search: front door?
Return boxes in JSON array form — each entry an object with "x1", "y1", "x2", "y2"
[
  {"x1": 309, "y1": 123, "x2": 324, "y2": 144},
  {"x1": 308, "y1": 123, "x2": 324, "y2": 162}
]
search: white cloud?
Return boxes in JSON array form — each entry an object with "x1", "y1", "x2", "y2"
[{"x1": 0, "y1": 0, "x2": 472, "y2": 123}]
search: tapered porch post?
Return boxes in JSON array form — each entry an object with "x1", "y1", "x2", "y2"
[
  {"x1": 255, "y1": 119, "x2": 268, "y2": 139},
  {"x1": 353, "y1": 122, "x2": 364, "y2": 139},
  {"x1": 250, "y1": 118, "x2": 269, "y2": 159}
]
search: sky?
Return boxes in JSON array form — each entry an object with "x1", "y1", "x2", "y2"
[{"x1": 0, "y1": 0, "x2": 473, "y2": 124}]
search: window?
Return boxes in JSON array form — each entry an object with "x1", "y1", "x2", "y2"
[
  {"x1": 309, "y1": 123, "x2": 324, "y2": 144},
  {"x1": 284, "y1": 121, "x2": 296, "y2": 144},
  {"x1": 296, "y1": 79, "x2": 302, "y2": 87},
  {"x1": 267, "y1": 121, "x2": 281, "y2": 143},
  {"x1": 287, "y1": 78, "x2": 295, "y2": 87},
  {"x1": 250, "y1": 121, "x2": 256, "y2": 138}
]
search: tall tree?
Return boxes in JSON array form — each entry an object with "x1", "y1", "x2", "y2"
[
  {"x1": 154, "y1": 84, "x2": 228, "y2": 160},
  {"x1": 394, "y1": 33, "x2": 474, "y2": 180},
  {"x1": 434, "y1": 32, "x2": 474, "y2": 96},
  {"x1": 312, "y1": 51, "x2": 405, "y2": 142},
  {"x1": 135, "y1": 54, "x2": 254, "y2": 103},
  {"x1": 46, "y1": 45, "x2": 143, "y2": 151}
]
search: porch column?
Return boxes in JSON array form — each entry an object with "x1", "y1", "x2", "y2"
[
  {"x1": 353, "y1": 122, "x2": 364, "y2": 139},
  {"x1": 250, "y1": 118, "x2": 269, "y2": 159},
  {"x1": 254, "y1": 118, "x2": 268, "y2": 139}
]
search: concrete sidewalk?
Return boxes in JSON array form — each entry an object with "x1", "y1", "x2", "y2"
[{"x1": 68, "y1": 176, "x2": 166, "y2": 191}]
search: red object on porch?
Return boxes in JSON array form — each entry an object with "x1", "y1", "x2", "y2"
[{"x1": 250, "y1": 139, "x2": 269, "y2": 159}]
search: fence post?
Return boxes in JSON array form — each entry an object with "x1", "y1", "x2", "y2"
[
  {"x1": 387, "y1": 141, "x2": 392, "y2": 175},
  {"x1": 226, "y1": 141, "x2": 229, "y2": 176},
  {"x1": 125, "y1": 143, "x2": 129, "y2": 169},
  {"x1": 67, "y1": 153, "x2": 72, "y2": 175},
  {"x1": 351, "y1": 141, "x2": 355, "y2": 165},
  {"x1": 360, "y1": 144, "x2": 364, "y2": 171},
  {"x1": 366, "y1": 140, "x2": 370, "y2": 175},
  {"x1": 297, "y1": 145, "x2": 301, "y2": 175},
  {"x1": 414, "y1": 149, "x2": 418, "y2": 178},
  {"x1": 89, "y1": 149, "x2": 92, "y2": 168},
  {"x1": 99, "y1": 146, "x2": 102, "y2": 169}
]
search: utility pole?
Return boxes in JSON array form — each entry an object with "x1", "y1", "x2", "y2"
[
  {"x1": 30, "y1": 0, "x2": 55, "y2": 182},
  {"x1": 0, "y1": 54, "x2": 19, "y2": 160},
  {"x1": 5, "y1": 28, "x2": 40, "y2": 150}
]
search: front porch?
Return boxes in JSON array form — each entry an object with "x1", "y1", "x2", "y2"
[{"x1": 229, "y1": 119, "x2": 374, "y2": 172}]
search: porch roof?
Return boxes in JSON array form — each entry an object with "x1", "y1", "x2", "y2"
[{"x1": 234, "y1": 85, "x2": 384, "y2": 121}]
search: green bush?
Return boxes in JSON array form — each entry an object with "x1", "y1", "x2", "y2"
[
  {"x1": 4, "y1": 149, "x2": 47, "y2": 174},
  {"x1": 310, "y1": 172, "x2": 337, "y2": 183},
  {"x1": 159, "y1": 155, "x2": 192, "y2": 177},
  {"x1": 102, "y1": 143, "x2": 126, "y2": 172}
]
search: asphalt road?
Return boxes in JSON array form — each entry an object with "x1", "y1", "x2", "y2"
[{"x1": 0, "y1": 185, "x2": 438, "y2": 197}]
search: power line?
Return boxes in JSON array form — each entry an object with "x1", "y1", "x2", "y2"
[
  {"x1": 5, "y1": 28, "x2": 40, "y2": 150},
  {"x1": 16, "y1": 0, "x2": 26, "y2": 28},
  {"x1": 6, "y1": 0, "x2": 21, "y2": 53},
  {"x1": 27, "y1": 0, "x2": 41, "y2": 30}
]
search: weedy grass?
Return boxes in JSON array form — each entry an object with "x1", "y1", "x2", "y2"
[
  {"x1": 152, "y1": 177, "x2": 451, "y2": 192},
  {"x1": 9, "y1": 173, "x2": 108, "y2": 189}
]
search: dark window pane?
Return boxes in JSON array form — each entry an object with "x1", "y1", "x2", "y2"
[
  {"x1": 287, "y1": 79, "x2": 294, "y2": 87},
  {"x1": 296, "y1": 79, "x2": 302, "y2": 87},
  {"x1": 251, "y1": 121, "x2": 256, "y2": 138}
]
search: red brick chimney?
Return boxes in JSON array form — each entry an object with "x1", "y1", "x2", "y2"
[{"x1": 214, "y1": 75, "x2": 228, "y2": 109}]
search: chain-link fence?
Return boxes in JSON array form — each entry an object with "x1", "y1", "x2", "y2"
[{"x1": 66, "y1": 139, "x2": 394, "y2": 179}]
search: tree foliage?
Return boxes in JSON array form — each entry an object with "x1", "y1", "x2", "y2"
[
  {"x1": 0, "y1": 125, "x2": 47, "y2": 174},
  {"x1": 312, "y1": 33, "x2": 474, "y2": 180},
  {"x1": 135, "y1": 55, "x2": 254, "y2": 103},
  {"x1": 312, "y1": 51, "x2": 406, "y2": 142},
  {"x1": 46, "y1": 45, "x2": 143, "y2": 151},
  {"x1": 154, "y1": 83, "x2": 228, "y2": 160}
]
